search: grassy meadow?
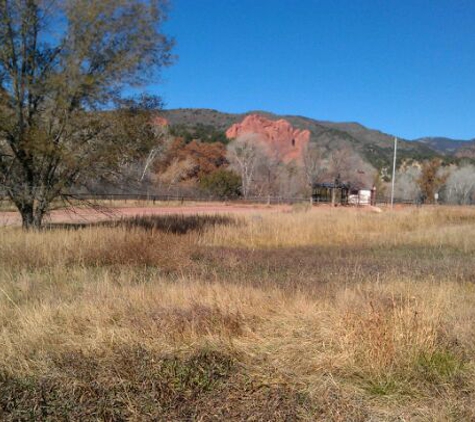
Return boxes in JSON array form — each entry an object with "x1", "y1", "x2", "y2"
[{"x1": 1, "y1": 207, "x2": 475, "y2": 420}]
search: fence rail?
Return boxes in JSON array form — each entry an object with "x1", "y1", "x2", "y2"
[
  {"x1": 68, "y1": 193, "x2": 312, "y2": 205},
  {"x1": 0, "y1": 191, "x2": 453, "y2": 207},
  {"x1": 61, "y1": 193, "x2": 422, "y2": 206}
]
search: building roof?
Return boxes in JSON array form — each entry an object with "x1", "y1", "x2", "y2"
[{"x1": 312, "y1": 182, "x2": 351, "y2": 189}]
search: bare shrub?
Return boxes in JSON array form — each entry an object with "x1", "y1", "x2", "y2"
[{"x1": 445, "y1": 165, "x2": 475, "y2": 204}]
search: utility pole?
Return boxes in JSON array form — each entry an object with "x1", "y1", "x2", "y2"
[{"x1": 390, "y1": 137, "x2": 398, "y2": 208}]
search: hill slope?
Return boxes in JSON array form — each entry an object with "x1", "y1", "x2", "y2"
[
  {"x1": 161, "y1": 108, "x2": 444, "y2": 172},
  {"x1": 415, "y1": 137, "x2": 475, "y2": 158}
]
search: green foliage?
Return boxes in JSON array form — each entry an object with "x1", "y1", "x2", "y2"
[
  {"x1": 363, "y1": 144, "x2": 441, "y2": 173},
  {"x1": 170, "y1": 124, "x2": 229, "y2": 144},
  {"x1": 363, "y1": 376, "x2": 403, "y2": 397},
  {"x1": 200, "y1": 169, "x2": 242, "y2": 199},
  {"x1": 415, "y1": 351, "x2": 465, "y2": 382},
  {"x1": 360, "y1": 350, "x2": 467, "y2": 399},
  {"x1": 362, "y1": 145, "x2": 392, "y2": 170}
]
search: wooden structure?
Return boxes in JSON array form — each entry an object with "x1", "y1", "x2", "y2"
[
  {"x1": 311, "y1": 180, "x2": 351, "y2": 206},
  {"x1": 312, "y1": 178, "x2": 376, "y2": 206}
]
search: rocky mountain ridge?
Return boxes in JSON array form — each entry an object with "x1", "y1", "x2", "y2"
[
  {"x1": 225, "y1": 114, "x2": 310, "y2": 163},
  {"x1": 160, "y1": 108, "x2": 473, "y2": 171}
]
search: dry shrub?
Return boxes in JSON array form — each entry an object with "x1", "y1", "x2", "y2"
[
  {"x1": 0, "y1": 214, "x2": 235, "y2": 271},
  {"x1": 0, "y1": 346, "x2": 236, "y2": 421},
  {"x1": 80, "y1": 229, "x2": 193, "y2": 270},
  {"x1": 129, "y1": 303, "x2": 247, "y2": 341},
  {"x1": 337, "y1": 284, "x2": 441, "y2": 374},
  {"x1": 331, "y1": 281, "x2": 471, "y2": 402},
  {"x1": 103, "y1": 213, "x2": 236, "y2": 234},
  {"x1": 0, "y1": 226, "x2": 194, "y2": 272}
]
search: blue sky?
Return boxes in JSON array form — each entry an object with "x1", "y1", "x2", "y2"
[{"x1": 155, "y1": 0, "x2": 475, "y2": 140}]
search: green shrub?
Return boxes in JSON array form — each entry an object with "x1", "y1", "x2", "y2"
[{"x1": 200, "y1": 169, "x2": 242, "y2": 199}]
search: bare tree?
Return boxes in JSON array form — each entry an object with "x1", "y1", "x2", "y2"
[
  {"x1": 140, "y1": 124, "x2": 172, "y2": 182},
  {"x1": 275, "y1": 161, "x2": 307, "y2": 198},
  {"x1": 372, "y1": 171, "x2": 388, "y2": 201},
  {"x1": 394, "y1": 165, "x2": 421, "y2": 202},
  {"x1": 0, "y1": 0, "x2": 174, "y2": 228},
  {"x1": 158, "y1": 157, "x2": 196, "y2": 192},
  {"x1": 445, "y1": 165, "x2": 475, "y2": 204},
  {"x1": 326, "y1": 147, "x2": 374, "y2": 187},
  {"x1": 302, "y1": 142, "x2": 327, "y2": 187},
  {"x1": 254, "y1": 139, "x2": 282, "y2": 198},
  {"x1": 226, "y1": 134, "x2": 267, "y2": 198}
]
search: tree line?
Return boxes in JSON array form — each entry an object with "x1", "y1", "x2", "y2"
[{"x1": 1, "y1": 1, "x2": 473, "y2": 231}]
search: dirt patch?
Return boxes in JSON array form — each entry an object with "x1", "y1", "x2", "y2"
[{"x1": 0, "y1": 203, "x2": 292, "y2": 227}]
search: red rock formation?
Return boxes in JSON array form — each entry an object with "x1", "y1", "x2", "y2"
[
  {"x1": 226, "y1": 114, "x2": 310, "y2": 163},
  {"x1": 152, "y1": 116, "x2": 169, "y2": 127}
]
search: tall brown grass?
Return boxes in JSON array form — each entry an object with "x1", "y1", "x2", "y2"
[
  {"x1": 0, "y1": 207, "x2": 475, "y2": 420},
  {"x1": 203, "y1": 206, "x2": 475, "y2": 250}
]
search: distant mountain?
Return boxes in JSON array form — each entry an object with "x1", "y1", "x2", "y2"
[
  {"x1": 161, "y1": 108, "x2": 470, "y2": 172},
  {"x1": 414, "y1": 137, "x2": 475, "y2": 157}
]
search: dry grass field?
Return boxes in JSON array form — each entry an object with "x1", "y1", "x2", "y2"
[{"x1": 1, "y1": 206, "x2": 475, "y2": 420}]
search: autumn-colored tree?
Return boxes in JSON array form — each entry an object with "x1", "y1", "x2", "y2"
[
  {"x1": 178, "y1": 141, "x2": 227, "y2": 178},
  {"x1": 154, "y1": 138, "x2": 188, "y2": 173},
  {"x1": 417, "y1": 159, "x2": 448, "y2": 204},
  {"x1": 155, "y1": 139, "x2": 227, "y2": 182}
]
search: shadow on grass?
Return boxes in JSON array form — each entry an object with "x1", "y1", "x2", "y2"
[{"x1": 45, "y1": 214, "x2": 237, "y2": 235}]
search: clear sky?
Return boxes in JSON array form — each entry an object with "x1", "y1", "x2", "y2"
[{"x1": 156, "y1": 0, "x2": 475, "y2": 140}]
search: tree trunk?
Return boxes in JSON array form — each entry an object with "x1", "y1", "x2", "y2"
[
  {"x1": 20, "y1": 203, "x2": 45, "y2": 230},
  {"x1": 20, "y1": 204, "x2": 35, "y2": 230}
]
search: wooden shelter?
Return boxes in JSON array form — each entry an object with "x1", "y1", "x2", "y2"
[
  {"x1": 311, "y1": 180, "x2": 351, "y2": 206},
  {"x1": 312, "y1": 177, "x2": 376, "y2": 206}
]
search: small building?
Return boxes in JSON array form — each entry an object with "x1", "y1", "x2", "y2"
[
  {"x1": 311, "y1": 180, "x2": 350, "y2": 206},
  {"x1": 312, "y1": 178, "x2": 376, "y2": 206},
  {"x1": 348, "y1": 188, "x2": 372, "y2": 206}
]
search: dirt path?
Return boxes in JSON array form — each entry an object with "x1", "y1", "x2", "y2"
[{"x1": 0, "y1": 203, "x2": 292, "y2": 227}]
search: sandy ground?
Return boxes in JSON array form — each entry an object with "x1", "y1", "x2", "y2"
[
  {"x1": 0, "y1": 201, "x2": 391, "y2": 227},
  {"x1": 0, "y1": 203, "x2": 294, "y2": 227}
]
